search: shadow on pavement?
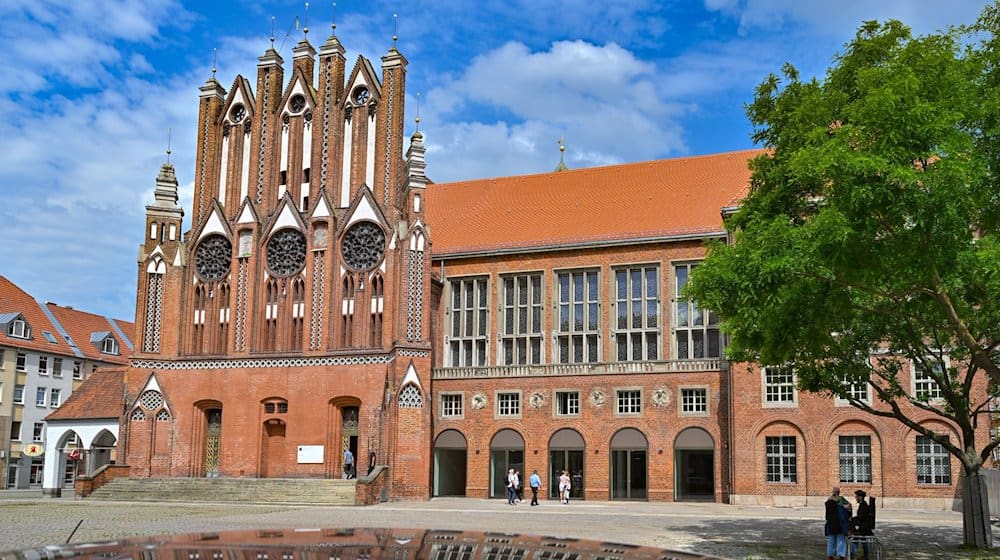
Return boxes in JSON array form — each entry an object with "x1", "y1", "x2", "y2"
[{"x1": 669, "y1": 517, "x2": 972, "y2": 559}]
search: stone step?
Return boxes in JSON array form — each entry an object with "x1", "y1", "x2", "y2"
[{"x1": 87, "y1": 478, "x2": 358, "y2": 505}]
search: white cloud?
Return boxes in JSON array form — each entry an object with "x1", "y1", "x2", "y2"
[{"x1": 419, "y1": 40, "x2": 689, "y2": 182}]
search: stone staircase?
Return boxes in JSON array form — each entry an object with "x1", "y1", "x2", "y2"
[{"x1": 86, "y1": 477, "x2": 358, "y2": 505}]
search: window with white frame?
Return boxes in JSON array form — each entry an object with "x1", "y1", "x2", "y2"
[
  {"x1": 32, "y1": 422, "x2": 44, "y2": 442},
  {"x1": 916, "y1": 435, "x2": 951, "y2": 484},
  {"x1": 557, "y1": 270, "x2": 600, "y2": 363},
  {"x1": 16, "y1": 352, "x2": 26, "y2": 372},
  {"x1": 38, "y1": 356, "x2": 48, "y2": 375},
  {"x1": 673, "y1": 262, "x2": 721, "y2": 359},
  {"x1": 102, "y1": 337, "x2": 119, "y2": 355},
  {"x1": 763, "y1": 367, "x2": 797, "y2": 405},
  {"x1": 72, "y1": 361, "x2": 83, "y2": 379},
  {"x1": 839, "y1": 435, "x2": 872, "y2": 483},
  {"x1": 13, "y1": 384, "x2": 24, "y2": 404},
  {"x1": 681, "y1": 387, "x2": 709, "y2": 414},
  {"x1": 441, "y1": 393, "x2": 463, "y2": 418},
  {"x1": 52, "y1": 357, "x2": 63, "y2": 378},
  {"x1": 839, "y1": 374, "x2": 870, "y2": 404},
  {"x1": 615, "y1": 266, "x2": 660, "y2": 361},
  {"x1": 0, "y1": 348, "x2": 4, "y2": 368},
  {"x1": 448, "y1": 277, "x2": 489, "y2": 367},
  {"x1": 500, "y1": 273, "x2": 543, "y2": 365},
  {"x1": 35, "y1": 387, "x2": 46, "y2": 406},
  {"x1": 616, "y1": 389, "x2": 642, "y2": 415},
  {"x1": 914, "y1": 359, "x2": 944, "y2": 400},
  {"x1": 49, "y1": 388, "x2": 61, "y2": 408},
  {"x1": 496, "y1": 392, "x2": 520, "y2": 417},
  {"x1": 765, "y1": 435, "x2": 797, "y2": 483},
  {"x1": 0, "y1": 381, "x2": 3, "y2": 404},
  {"x1": 555, "y1": 391, "x2": 580, "y2": 416},
  {"x1": 9, "y1": 318, "x2": 30, "y2": 338}
]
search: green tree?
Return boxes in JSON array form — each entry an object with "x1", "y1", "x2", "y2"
[{"x1": 687, "y1": 12, "x2": 1000, "y2": 548}]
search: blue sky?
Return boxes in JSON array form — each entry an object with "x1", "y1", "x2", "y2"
[{"x1": 0, "y1": 0, "x2": 988, "y2": 323}]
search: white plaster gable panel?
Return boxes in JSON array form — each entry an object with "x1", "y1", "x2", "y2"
[
  {"x1": 173, "y1": 248, "x2": 184, "y2": 267},
  {"x1": 146, "y1": 256, "x2": 166, "y2": 274},
  {"x1": 225, "y1": 87, "x2": 249, "y2": 123},
  {"x1": 198, "y1": 207, "x2": 229, "y2": 241},
  {"x1": 401, "y1": 362, "x2": 423, "y2": 390},
  {"x1": 236, "y1": 200, "x2": 257, "y2": 224},
  {"x1": 272, "y1": 202, "x2": 303, "y2": 231},
  {"x1": 141, "y1": 374, "x2": 163, "y2": 394},
  {"x1": 284, "y1": 80, "x2": 312, "y2": 112},
  {"x1": 311, "y1": 194, "x2": 332, "y2": 218},
  {"x1": 345, "y1": 194, "x2": 379, "y2": 227}
]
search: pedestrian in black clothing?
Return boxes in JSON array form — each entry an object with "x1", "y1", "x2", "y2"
[{"x1": 851, "y1": 490, "x2": 874, "y2": 559}]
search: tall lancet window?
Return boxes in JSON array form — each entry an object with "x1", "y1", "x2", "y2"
[
  {"x1": 370, "y1": 273, "x2": 384, "y2": 347},
  {"x1": 143, "y1": 257, "x2": 166, "y2": 353},
  {"x1": 264, "y1": 278, "x2": 279, "y2": 351},
  {"x1": 192, "y1": 285, "x2": 207, "y2": 354},
  {"x1": 291, "y1": 278, "x2": 305, "y2": 350},
  {"x1": 217, "y1": 282, "x2": 230, "y2": 354},
  {"x1": 406, "y1": 231, "x2": 425, "y2": 342},
  {"x1": 342, "y1": 275, "x2": 355, "y2": 348}
]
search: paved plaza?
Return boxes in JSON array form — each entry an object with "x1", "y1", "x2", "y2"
[{"x1": 0, "y1": 490, "x2": 992, "y2": 559}]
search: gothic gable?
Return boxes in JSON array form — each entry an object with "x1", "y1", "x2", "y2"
[
  {"x1": 343, "y1": 55, "x2": 382, "y2": 108},
  {"x1": 218, "y1": 76, "x2": 256, "y2": 127}
]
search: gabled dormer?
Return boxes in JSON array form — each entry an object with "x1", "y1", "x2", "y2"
[
  {"x1": 217, "y1": 76, "x2": 257, "y2": 210},
  {"x1": 0, "y1": 312, "x2": 31, "y2": 339},
  {"x1": 90, "y1": 331, "x2": 120, "y2": 356}
]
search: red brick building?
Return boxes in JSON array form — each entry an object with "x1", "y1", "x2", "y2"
[{"x1": 48, "y1": 29, "x2": 987, "y2": 508}]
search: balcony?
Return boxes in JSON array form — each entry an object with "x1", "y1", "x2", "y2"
[{"x1": 432, "y1": 359, "x2": 724, "y2": 379}]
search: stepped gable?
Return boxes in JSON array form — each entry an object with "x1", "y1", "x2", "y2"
[
  {"x1": 45, "y1": 303, "x2": 134, "y2": 363},
  {"x1": 46, "y1": 368, "x2": 128, "y2": 420},
  {"x1": 0, "y1": 275, "x2": 76, "y2": 355},
  {"x1": 426, "y1": 149, "x2": 764, "y2": 256}
]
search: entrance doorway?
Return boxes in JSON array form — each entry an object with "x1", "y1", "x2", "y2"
[
  {"x1": 433, "y1": 429, "x2": 468, "y2": 496},
  {"x1": 610, "y1": 428, "x2": 647, "y2": 500},
  {"x1": 203, "y1": 408, "x2": 222, "y2": 478},
  {"x1": 489, "y1": 429, "x2": 524, "y2": 498},
  {"x1": 549, "y1": 428, "x2": 584, "y2": 500},
  {"x1": 675, "y1": 427, "x2": 715, "y2": 501},
  {"x1": 341, "y1": 407, "x2": 359, "y2": 478},
  {"x1": 261, "y1": 419, "x2": 287, "y2": 477}
]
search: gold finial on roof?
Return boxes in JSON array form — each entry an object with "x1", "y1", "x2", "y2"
[
  {"x1": 415, "y1": 92, "x2": 421, "y2": 131},
  {"x1": 555, "y1": 136, "x2": 568, "y2": 171},
  {"x1": 166, "y1": 127, "x2": 172, "y2": 163},
  {"x1": 270, "y1": 16, "x2": 276, "y2": 49},
  {"x1": 303, "y1": 2, "x2": 310, "y2": 37},
  {"x1": 211, "y1": 48, "x2": 217, "y2": 80},
  {"x1": 393, "y1": 13, "x2": 398, "y2": 46},
  {"x1": 331, "y1": 2, "x2": 337, "y2": 33}
]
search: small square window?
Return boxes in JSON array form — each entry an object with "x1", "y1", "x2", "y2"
[
  {"x1": 33, "y1": 422, "x2": 44, "y2": 442},
  {"x1": 277, "y1": 402, "x2": 288, "y2": 414},
  {"x1": 914, "y1": 359, "x2": 945, "y2": 401},
  {"x1": 441, "y1": 393, "x2": 463, "y2": 418},
  {"x1": 9, "y1": 318, "x2": 30, "y2": 339},
  {"x1": 763, "y1": 367, "x2": 797, "y2": 406},
  {"x1": 264, "y1": 403, "x2": 276, "y2": 413},
  {"x1": 496, "y1": 392, "x2": 520, "y2": 417},
  {"x1": 72, "y1": 361, "x2": 83, "y2": 379},
  {"x1": 101, "y1": 337, "x2": 119, "y2": 355},
  {"x1": 616, "y1": 389, "x2": 641, "y2": 415},
  {"x1": 680, "y1": 387, "x2": 708, "y2": 414},
  {"x1": 555, "y1": 391, "x2": 580, "y2": 416},
  {"x1": 49, "y1": 388, "x2": 61, "y2": 408}
]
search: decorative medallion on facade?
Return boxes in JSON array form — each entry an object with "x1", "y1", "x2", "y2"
[
  {"x1": 342, "y1": 222, "x2": 386, "y2": 271},
  {"x1": 529, "y1": 392, "x2": 545, "y2": 409},
  {"x1": 289, "y1": 94, "x2": 306, "y2": 113},
  {"x1": 194, "y1": 235, "x2": 233, "y2": 282},
  {"x1": 589, "y1": 389, "x2": 607, "y2": 408},
  {"x1": 266, "y1": 229, "x2": 307, "y2": 277},
  {"x1": 471, "y1": 393, "x2": 487, "y2": 410},
  {"x1": 352, "y1": 86, "x2": 370, "y2": 105},
  {"x1": 230, "y1": 104, "x2": 246, "y2": 123},
  {"x1": 651, "y1": 387, "x2": 670, "y2": 407}
]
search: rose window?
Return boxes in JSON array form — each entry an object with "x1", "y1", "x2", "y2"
[
  {"x1": 341, "y1": 222, "x2": 386, "y2": 271},
  {"x1": 266, "y1": 229, "x2": 307, "y2": 277},
  {"x1": 139, "y1": 390, "x2": 164, "y2": 410},
  {"x1": 195, "y1": 235, "x2": 232, "y2": 282}
]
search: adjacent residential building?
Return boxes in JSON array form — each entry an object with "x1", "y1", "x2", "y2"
[
  {"x1": 0, "y1": 276, "x2": 133, "y2": 489},
  {"x1": 43, "y1": 26, "x2": 990, "y2": 508}
]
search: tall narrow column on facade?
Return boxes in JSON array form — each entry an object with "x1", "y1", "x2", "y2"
[
  {"x1": 251, "y1": 47, "x2": 285, "y2": 214},
  {"x1": 376, "y1": 46, "x2": 407, "y2": 210},
  {"x1": 317, "y1": 29, "x2": 346, "y2": 204},
  {"x1": 192, "y1": 77, "x2": 226, "y2": 227}
]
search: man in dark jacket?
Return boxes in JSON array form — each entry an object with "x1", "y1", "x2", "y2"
[
  {"x1": 851, "y1": 490, "x2": 874, "y2": 559},
  {"x1": 824, "y1": 486, "x2": 850, "y2": 560}
]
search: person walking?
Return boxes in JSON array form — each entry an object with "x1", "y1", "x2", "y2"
[
  {"x1": 515, "y1": 470, "x2": 525, "y2": 502},
  {"x1": 529, "y1": 469, "x2": 541, "y2": 506},
  {"x1": 506, "y1": 468, "x2": 519, "y2": 504},
  {"x1": 824, "y1": 486, "x2": 850, "y2": 560},
  {"x1": 850, "y1": 490, "x2": 874, "y2": 559},
  {"x1": 558, "y1": 470, "x2": 571, "y2": 504},
  {"x1": 343, "y1": 448, "x2": 355, "y2": 479}
]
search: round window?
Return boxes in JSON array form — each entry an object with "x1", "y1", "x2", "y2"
[
  {"x1": 266, "y1": 229, "x2": 307, "y2": 277},
  {"x1": 341, "y1": 222, "x2": 386, "y2": 271},
  {"x1": 289, "y1": 94, "x2": 306, "y2": 113},
  {"x1": 194, "y1": 235, "x2": 233, "y2": 282}
]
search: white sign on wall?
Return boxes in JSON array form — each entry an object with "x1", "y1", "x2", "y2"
[{"x1": 297, "y1": 445, "x2": 324, "y2": 464}]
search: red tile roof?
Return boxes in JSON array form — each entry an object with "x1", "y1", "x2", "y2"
[
  {"x1": 46, "y1": 369, "x2": 125, "y2": 421},
  {"x1": 0, "y1": 275, "x2": 76, "y2": 356},
  {"x1": 425, "y1": 149, "x2": 764, "y2": 256},
  {"x1": 46, "y1": 304, "x2": 133, "y2": 364}
]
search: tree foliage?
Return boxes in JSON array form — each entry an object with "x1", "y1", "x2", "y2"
[{"x1": 687, "y1": 7, "x2": 1000, "y2": 548}]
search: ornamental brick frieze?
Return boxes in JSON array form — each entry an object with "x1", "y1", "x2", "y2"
[{"x1": 131, "y1": 348, "x2": 427, "y2": 370}]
